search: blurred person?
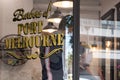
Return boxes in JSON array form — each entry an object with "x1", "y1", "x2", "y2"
[
  {"x1": 79, "y1": 44, "x2": 97, "y2": 80},
  {"x1": 79, "y1": 43, "x2": 104, "y2": 80}
]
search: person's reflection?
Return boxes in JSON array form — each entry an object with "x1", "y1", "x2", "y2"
[
  {"x1": 79, "y1": 43, "x2": 104, "y2": 80},
  {"x1": 79, "y1": 44, "x2": 97, "y2": 80}
]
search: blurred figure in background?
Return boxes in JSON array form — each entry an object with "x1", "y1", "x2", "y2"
[
  {"x1": 79, "y1": 43, "x2": 104, "y2": 80},
  {"x1": 79, "y1": 44, "x2": 97, "y2": 80}
]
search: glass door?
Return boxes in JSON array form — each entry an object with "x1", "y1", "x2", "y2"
[
  {"x1": 79, "y1": 0, "x2": 120, "y2": 80},
  {"x1": 0, "y1": 0, "x2": 74, "y2": 80}
]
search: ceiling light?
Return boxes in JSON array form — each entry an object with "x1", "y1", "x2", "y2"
[
  {"x1": 105, "y1": 40, "x2": 112, "y2": 48},
  {"x1": 53, "y1": 0, "x2": 73, "y2": 8},
  {"x1": 105, "y1": 38, "x2": 112, "y2": 48},
  {"x1": 47, "y1": 8, "x2": 63, "y2": 23},
  {"x1": 91, "y1": 37, "x2": 97, "y2": 50},
  {"x1": 91, "y1": 44, "x2": 97, "y2": 51},
  {"x1": 42, "y1": 22, "x2": 58, "y2": 33}
]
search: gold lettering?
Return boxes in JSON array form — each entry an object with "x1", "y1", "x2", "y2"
[
  {"x1": 3, "y1": 33, "x2": 64, "y2": 49},
  {"x1": 26, "y1": 52, "x2": 38, "y2": 59},
  {"x1": 22, "y1": 36, "x2": 29, "y2": 48},
  {"x1": 27, "y1": 12, "x2": 32, "y2": 19},
  {"x1": 43, "y1": 1, "x2": 52, "y2": 18},
  {"x1": 17, "y1": 37, "x2": 22, "y2": 48},
  {"x1": 18, "y1": 24, "x2": 23, "y2": 35},
  {"x1": 11, "y1": 38, "x2": 17, "y2": 49},
  {"x1": 23, "y1": 23, "x2": 29, "y2": 35},
  {"x1": 29, "y1": 22, "x2": 37, "y2": 34},
  {"x1": 34, "y1": 11, "x2": 42, "y2": 18},
  {"x1": 6, "y1": 51, "x2": 22, "y2": 59},
  {"x1": 18, "y1": 21, "x2": 42, "y2": 35},
  {"x1": 4, "y1": 38, "x2": 11, "y2": 49},
  {"x1": 57, "y1": 33, "x2": 64, "y2": 45},
  {"x1": 35, "y1": 35, "x2": 40, "y2": 48},
  {"x1": 13, "y1": 1, "x2": 52, "y2": 22},
  {"x1": 50, "y1": 34, "x2": 57, "y2": 46},
  {"x1": 38, "y1": 21, "x2": 43, "y2": 33},
  {"x1": 32, "y1": 52, "x2": 38, "y2": 59},
  {"x1": 13, "y1": 8, "x2": 24, "y2": 22},
  {"x1": 26, "y1": 54, "x2": 32, "y2": 59},
  {"x1": 28, "y1": 36, "x2": 34, "y2": 48},
  {"x1": 30, "y1": 10, "x2": 36, "y2": 19},
  {"x1": 43, "y1": 35, "x2": 49, "y2": 46}
]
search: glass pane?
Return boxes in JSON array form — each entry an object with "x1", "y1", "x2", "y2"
[
  {"x1": 80, "y1": 0, "x2": 120, "y2": 80},
  {"x1": 0, "y1": 0, "x2": 73, "y2": 80}
]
